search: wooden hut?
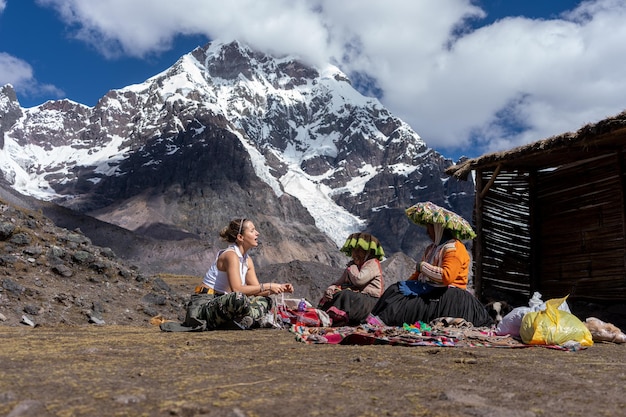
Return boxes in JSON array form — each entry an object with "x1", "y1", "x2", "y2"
[{"x1": 446, "y1": 110, "x2": 626, "y2": 305}]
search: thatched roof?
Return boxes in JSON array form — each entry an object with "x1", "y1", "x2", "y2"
[{"x1": 446, "y1": 110, "x2": 626, "y2": 180}]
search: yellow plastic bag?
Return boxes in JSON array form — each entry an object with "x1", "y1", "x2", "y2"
[{"x1": 520, "y1": 296, "x2": 593, "y2": 347}]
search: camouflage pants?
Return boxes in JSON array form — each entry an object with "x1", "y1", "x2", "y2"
[{"x1": 183, "y1": 292, "x2": 272, "y2": 330}]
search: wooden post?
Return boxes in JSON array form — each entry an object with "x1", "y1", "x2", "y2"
[
  {"x1": 617, "y1": 149, "x2": 626, "y2": 285},
  {"x1": 473, "y1": 169, "x2": 484, "y2": 300},
  {"x1": 528, "y1": 169, "x2": 539, "y2": 295}
]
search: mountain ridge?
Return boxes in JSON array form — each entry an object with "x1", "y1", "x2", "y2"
[{"x1": 0, "y1": 40, "x2": 474, "y2": 275}]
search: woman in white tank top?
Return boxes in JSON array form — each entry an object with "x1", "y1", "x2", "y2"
[{"x1": 189, "y1": 218, "x2": 294, "y2": 330}]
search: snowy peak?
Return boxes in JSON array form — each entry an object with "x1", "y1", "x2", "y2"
[
  {"x1": 200, "y1": 40, "x2": 323, "y2": 87},
  {"x1": 0, "y1": 85, "x2": 23, "y2": 146},
  {"x1": 0, "y1": 40, "x2": 473, "y2": 265}
]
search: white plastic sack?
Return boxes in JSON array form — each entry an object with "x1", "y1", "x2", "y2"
[
  {"x1": 530, "y1": 291, "x2": 571, "y2": 314},
  {"x1": 496, "y1": 306, "x2": 531, "y2": 337},
  {"x1": 495, "y1": 292, "x2": 571, "y2": 337}
]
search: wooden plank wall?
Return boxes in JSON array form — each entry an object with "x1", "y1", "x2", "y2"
[
  {"x1": 536, "y1": 152, "x2": 626, "y2": 300},
  {"x1": 477, "y1": 169, "x2": 532, "y2": 302},
  {"x1": 476, "y1": 149, "x2": 626, "y2": 303}
]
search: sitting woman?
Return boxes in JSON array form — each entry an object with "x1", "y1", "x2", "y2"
[
  {"x1": 370, "y1": 208, "x2": 493, "y2": 328},
  {"x1": 161, "y1": 218, "x2": 294, "y2": 332},
  {"x1": 318, "y1": 232, "x2": 384, "y2": 325}
]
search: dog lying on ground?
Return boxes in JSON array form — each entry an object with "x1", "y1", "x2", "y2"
[{"x1": 485, "y1": 300, "x2": 514, "y2": 326}]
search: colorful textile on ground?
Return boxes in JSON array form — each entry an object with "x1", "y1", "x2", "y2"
[
  {"x1": 275, "y1": 304, "x2": 331, "y2": 327},
  {"x1": 289, "y1": 317, "x2": 586, "y2": 351},
  {"x1": 406, "y1": 201, "x2": 476, "y2": 240}
]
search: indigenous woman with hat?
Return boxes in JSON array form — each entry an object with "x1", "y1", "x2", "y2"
[
  {"x1": 318, "y1": 232, "x2": 385, "y2": 326},
  {"x1": 370, "y1": 202, "x2": 493, "y2": 328}
]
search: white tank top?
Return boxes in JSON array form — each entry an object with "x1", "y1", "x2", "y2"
[{"x1": 202, "y1": 244, "x2": 249, "y2": 293}]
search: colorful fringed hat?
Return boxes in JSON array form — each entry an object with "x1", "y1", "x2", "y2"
[
  {"x1": 405, "y1": 201, "x2": 476, "y2": 240},
  {"x1": 340, "y1": 232, "x2": 385, "y2": 261}
]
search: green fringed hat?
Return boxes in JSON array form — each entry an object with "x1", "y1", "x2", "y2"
[
  {"x1": 405, "y1": 201, "x2": 476, "y2": 240},
  {"x1": 340, "y1": 232, "x2": 385, "y2": 261}
]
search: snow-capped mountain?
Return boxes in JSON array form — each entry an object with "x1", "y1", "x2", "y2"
[{"x1": 0, "y1": 40, "x2": 473, "y2": 273}]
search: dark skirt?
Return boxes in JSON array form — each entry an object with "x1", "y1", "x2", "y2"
[
  {"x1": 321, "y1": 290, "x2": 379, "y2": 325},
  {"x1": 370, "y1": 283, "x2": 494, "y2": 327}
]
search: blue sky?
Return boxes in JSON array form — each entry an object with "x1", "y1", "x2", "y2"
[{"x1": 1, "y1": 0, "x2": 626, "y2": 161}]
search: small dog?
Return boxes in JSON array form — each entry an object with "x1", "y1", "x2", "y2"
[{"x1": 485, "y1": 300, "x2": 513, "y2": 325}]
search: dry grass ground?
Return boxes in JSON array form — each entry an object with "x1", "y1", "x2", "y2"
[
  {"x1": 1, "y1": 324, "x2": 625, "y2": 417},
  {"x1": 2, "y1": 197, "x2": 626, "y2": 417}
]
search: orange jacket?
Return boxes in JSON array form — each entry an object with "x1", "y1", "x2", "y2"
[{"x1": 409, "y1": 239, "x2": 469, "y2": 289}]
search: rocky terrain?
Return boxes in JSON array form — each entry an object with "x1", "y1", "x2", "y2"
[
  {"x1": 0, "y1": 196, "x2": 182, "y2": 327},
  {"x1": 0, "y1": 190, "x2": 417, "y2": 328}
]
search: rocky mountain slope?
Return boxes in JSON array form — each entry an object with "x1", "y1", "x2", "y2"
[
  {"x1": 0, "y1": 193, "x2": 176, "y2": 327},
  {"x1": 0, "y1": 40, "x2": 474, "y2": 277},
  {"x1": 0, "y1": 188, "x2": 416, "y2": 327}
]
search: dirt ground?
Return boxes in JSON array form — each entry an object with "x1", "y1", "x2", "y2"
[
  {"x1": 2, "y1": 199, "x2": 626, "y2": 417},
  {"x1": 1, "y1": 324, "x2": 625, "y2": 417}
]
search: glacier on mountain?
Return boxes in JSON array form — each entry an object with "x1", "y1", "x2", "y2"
[{"x1": 0, "y1": 40, "x2": 473, "y2": 260}]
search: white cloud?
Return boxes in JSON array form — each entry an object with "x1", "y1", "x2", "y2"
[
  {"x1": 36, "y1": 0, "x2": 333, "y2": 64},
  {"x1": 0, "y1": 53, "x2": 34, "y2": 86},
  {"x1": 0, "y1": 53, "x2": 64, "y2": 103},
  {"x1": 408, "y1": 2, "x2": 626, "y2": 155},
  {"x1": 0, "y1": 1, "x2": 64, "y2": 104},
  {"x1": 17, "y1": 0, "x2": 626, "y2": 157}
]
